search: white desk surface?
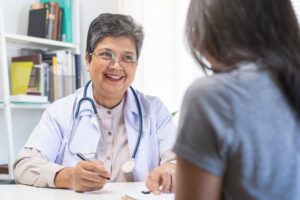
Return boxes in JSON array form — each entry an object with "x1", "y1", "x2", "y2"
[{"x1": 0, "y1": 182, "x2": 174, "y2": 200}]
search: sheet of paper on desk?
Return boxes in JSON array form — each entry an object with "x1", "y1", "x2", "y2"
[{"x1": 123, "y1": 193, "x2": 174, "y2": 200}]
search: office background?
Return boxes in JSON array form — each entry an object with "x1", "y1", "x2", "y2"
[{"x1": 0, "y1": 0, "x2": 299, "y2": 170}]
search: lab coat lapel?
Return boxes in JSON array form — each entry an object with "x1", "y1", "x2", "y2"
[
  {"x1": 124, "y1": 88, "x2": 149, "y2": 181},
  {"x1": 124, "y1": 88, "x2": 140, "y2": 157},
  {"x1": 66, "y1": 83, "x2": 101, "y2": 160}
]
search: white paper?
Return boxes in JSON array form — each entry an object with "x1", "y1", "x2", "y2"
[{"x1": 123, "y1": 192, "x2": 174, "y2": 200}]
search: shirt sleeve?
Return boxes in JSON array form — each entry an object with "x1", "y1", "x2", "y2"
[
  {"x1": 24, "y1": 103, "x2": 66, "y2": 163},
  {"x1": 173, "y1": 79, "x2": 234, "y2": 177},
  {"x1": 13, "y1": 147, "x2": 64, "y2": 188},
  {"x1": 160, "y1": 150, "x2": 176, "y2": 165}
]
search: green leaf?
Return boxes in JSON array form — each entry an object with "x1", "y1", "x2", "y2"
[{"x1": 172, "y1": 111, "x2": 179, "y2": 117}]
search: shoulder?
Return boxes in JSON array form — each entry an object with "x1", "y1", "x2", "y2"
[
  {"x1": 46, "y1": 87, "x2": 83, "y2": 119},
  {"x1": 184, "y1": 62, "x2": 268, "y2": 111},
  {"x1": 132, "y1": 89, "x2": 168, "y2": 114}
]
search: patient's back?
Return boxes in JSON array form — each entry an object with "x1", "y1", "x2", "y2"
[{"x1": 175, "y1": 62, "x2": 300, "y2": 200}]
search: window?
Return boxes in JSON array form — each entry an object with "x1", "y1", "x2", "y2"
[{"x1": 291, "y1": 0, "x2": 300, "y2": 25}]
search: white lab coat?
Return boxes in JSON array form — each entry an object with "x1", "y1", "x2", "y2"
[{"x1": 25, "y1": 83, "x2": 177, "y2": 181}]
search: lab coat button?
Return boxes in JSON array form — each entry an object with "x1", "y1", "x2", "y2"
[
  {"x1": 106, "y1": 156, "x2": 111, "y2": 160},
  {"x1": 108, "y1": 131, "x2": 112, "y2": 136},
  {"x1": 107, "y1": 111, "x2": 111, "y2": 115}
]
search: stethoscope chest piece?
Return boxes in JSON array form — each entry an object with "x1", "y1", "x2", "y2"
[{"x1": 121, "y1": 159, "x2": 135, "y2": 173}]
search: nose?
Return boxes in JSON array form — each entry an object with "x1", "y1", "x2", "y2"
[{"x1": 109, "y1": 58, "x2": 122, "y2": 69}]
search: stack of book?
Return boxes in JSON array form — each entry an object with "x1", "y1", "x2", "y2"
[
  {"x1": 27, "y1": 0, "x2": 72, "y2": 42},
  {"x1": 11, "y1": 51, "x2": 81, "y2": 103}
]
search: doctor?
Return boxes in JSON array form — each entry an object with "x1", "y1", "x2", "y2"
[{"x1": 13, "y1": 13, "x2": 176, "y2": 194}]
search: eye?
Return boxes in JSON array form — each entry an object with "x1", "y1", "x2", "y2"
[
  {"x1": 98, "y1": 52, "x2": 113, "y2": 60},
  {"x1": 122, "y1": 55, "x2": 136, "y2": 63}
]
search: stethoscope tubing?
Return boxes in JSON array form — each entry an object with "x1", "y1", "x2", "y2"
[{"x1": 68, "y1": 80, "x2": 143, "y2": 160}]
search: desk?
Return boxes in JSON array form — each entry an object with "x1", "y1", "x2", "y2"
[{"x1": 0, "y1": 182, "x2": 174, "y2": 200}]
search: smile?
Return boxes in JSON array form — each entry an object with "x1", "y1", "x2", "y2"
[{"x1": 105, "y1": 74, "x2": 124, "y2": 80}]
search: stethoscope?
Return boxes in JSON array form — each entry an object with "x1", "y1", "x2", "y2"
[{"x1": 68, "y1": 80, "x2": 143, "y2": 173}]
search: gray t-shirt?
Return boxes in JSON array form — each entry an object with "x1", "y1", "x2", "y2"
[{"x1": 173, "y1": 62, "x2": 300, "y2": 200}]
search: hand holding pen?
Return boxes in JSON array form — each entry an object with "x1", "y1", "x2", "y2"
[
  {"x1": 76, "y1": 153, "x2": 110, "y2": 180},
  {"x1": 72, "y1": 152, "x2": 111, "y2": 192}
]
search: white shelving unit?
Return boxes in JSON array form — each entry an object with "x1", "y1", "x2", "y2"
[{"x1": 0, "y1": 8, "x2": 80, "y2": 180}]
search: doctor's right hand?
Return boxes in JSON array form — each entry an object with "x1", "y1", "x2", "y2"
[{"x1": 54, "y1": 159, "x2": 110, "y2": 192}]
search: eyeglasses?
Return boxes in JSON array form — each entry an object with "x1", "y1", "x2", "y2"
[{"x1": 90, "y1": 51, "x2": 137, "y2": 69}]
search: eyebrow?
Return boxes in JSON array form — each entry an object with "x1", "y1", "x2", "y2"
[{"x1": 98, "y1": 48, "x2": 135, "y2": 55}]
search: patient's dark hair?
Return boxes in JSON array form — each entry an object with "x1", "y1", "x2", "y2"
[
  {"x1": 86, "y1": 13, "x2": 144, "y2": 62},
  {"x1": 186, "y1": 0, "x2": 300, "y2": 113}
]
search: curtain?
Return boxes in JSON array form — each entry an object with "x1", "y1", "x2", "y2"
[{"x1": 118, "y1": 0, "x2": 202, "y2": 119}]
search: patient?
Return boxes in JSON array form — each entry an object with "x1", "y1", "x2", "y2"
[{"x1": 174, "y1": 0, "x2": 300, "y2": 199}]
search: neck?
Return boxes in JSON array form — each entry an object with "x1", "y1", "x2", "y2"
[{"x1": 93, "y1": 88, "x2": 124, "y2": 109}]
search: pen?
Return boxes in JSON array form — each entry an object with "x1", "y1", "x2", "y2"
[{"x1": 76, "y1": 152, "x2": 110, "y2": 180}]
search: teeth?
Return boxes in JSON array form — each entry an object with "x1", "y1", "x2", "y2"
[{"x1": 107, "y1": 74, "x2": 122, "y2": 79}]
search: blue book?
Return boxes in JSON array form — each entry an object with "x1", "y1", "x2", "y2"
[{"x1": 74, "y1": 54, "x2": 81, "y2": 89}]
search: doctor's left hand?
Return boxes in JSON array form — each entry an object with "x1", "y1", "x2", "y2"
[{"x1": 146, "y1": 163, "x2": 176, "y2": 195}]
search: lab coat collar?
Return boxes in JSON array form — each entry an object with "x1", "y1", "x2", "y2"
[
  {"x1": 74, "y1": 82, "x2": 97, "y2": 117},
  {"x1": 75, "y1": 82, "x2": 142, "y2": 117},
  {"x1": 125, "y1": 87, "x2": 141, "y2": 116}
]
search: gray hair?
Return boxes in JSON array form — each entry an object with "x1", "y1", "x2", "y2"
[{"x1": 86, "y1": 13, "x2": 144, "y2": 62}]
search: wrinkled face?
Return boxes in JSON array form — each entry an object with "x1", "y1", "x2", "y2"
[{"x1": 85, "y1": 36, "x2": 137, "y2": 100}]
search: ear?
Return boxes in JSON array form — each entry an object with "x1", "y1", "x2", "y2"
[{"x1": 85, "y1": 52, "x2": 90, "y2": 72}]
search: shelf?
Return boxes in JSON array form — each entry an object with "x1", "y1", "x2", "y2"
[
  {"x1": 0, "y1": 174, "x2": 10, "y2": 180},
  {"x1": 5, "y1": 33, "x2": 78, "y2": 50},
  {"x1": 0, "y1": 102, "x2": 49, "y2": 109},
  {"x1": 10, "y1": 102, "x2": 49, "y2": 109}
]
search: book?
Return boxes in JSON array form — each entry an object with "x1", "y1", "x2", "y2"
[
  {"x1": 40, "y1": 0, "x2": 72, "y2": 43},
  {"x1": 43, "y1": 2, "x2": 59, "y2": 40},
  {"x1": 0, "y1": 164, "x2": 8, "y2": 174},
  {"x1": 11, "y1": 61, "x2": 45, "y2": 96},
  {"x1": 43, "y1": 63, "x2": 50, "y2": 101},
  {"x1": 57, "y1": 7, "x2": 63, "y2": 41},
  {"x1": 27, "y1": 5, "x2": 48, "y2": 38},
  {"x1": 12, "y1": 54, "x2": 42, "y2": 65},
  {"x1": 43, "y1": 53, "x2": 58, "y2": 102},
  {"x1": 12, "y1": 54, "x2": 46, "y2": 96},
  {"x1": 74, "y1": 54, "x2": 81, "y2": 89},
  {"x1": 11, "y1": 62, "x2": 34, "y2": 95},
  {"x1": 27, "y1": 64, "x2": 43, "y2": 96},
  {"x1": 10, "y1": 94, "x2": 48, "y2": 103}
]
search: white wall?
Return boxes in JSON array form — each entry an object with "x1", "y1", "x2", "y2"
[
  {"x1": 0, "y1": 0, "x2": 38, "y2": 34},
  {"x1": 78, "y1": 0, "x2": 119, "y2": 84}
]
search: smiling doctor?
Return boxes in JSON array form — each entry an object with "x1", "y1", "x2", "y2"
[{"x1": 13, "y1": 13, "x2": 176, "y2": 194}]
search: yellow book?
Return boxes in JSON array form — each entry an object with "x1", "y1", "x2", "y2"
[
  {"x1": 52, "y1": 56, "x2": 59, "y2": 100},
  {"x1": 11, "y1": 62, "x2": 34, "y2": 95}
]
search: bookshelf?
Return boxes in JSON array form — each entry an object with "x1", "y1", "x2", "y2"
[
  {"x1": 5, "y1": 33, "x2": 78, "y2": 50},
  {"x1": 0, "y1": 8, "x2": 80, "y2": 180}
]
